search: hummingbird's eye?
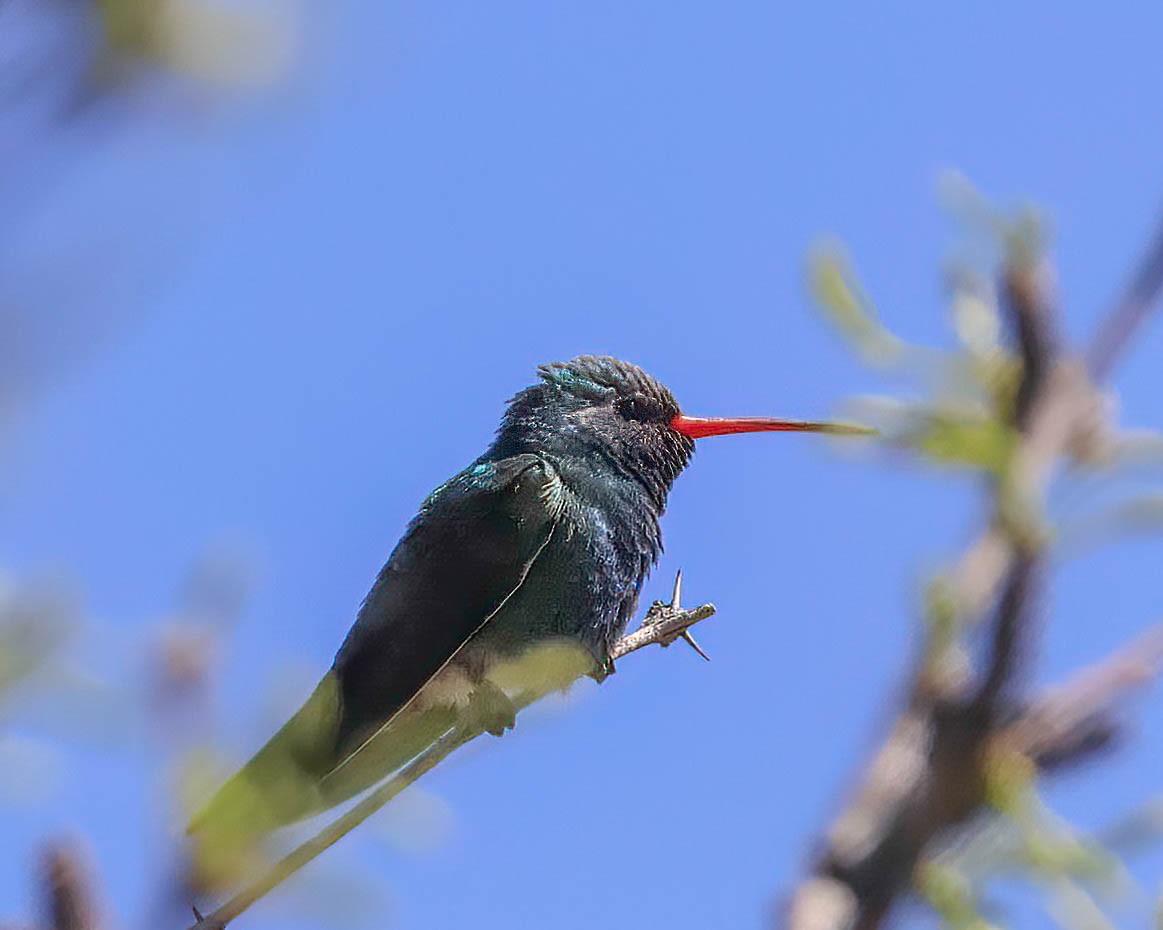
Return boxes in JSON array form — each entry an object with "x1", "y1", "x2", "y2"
[{"x1": 617, "y1": 393, "x2": 661, "y2": 423}]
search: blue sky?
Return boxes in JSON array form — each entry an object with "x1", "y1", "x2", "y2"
[{"x1": 3, "y1": 2, "x2": 1163, "y2": 928}]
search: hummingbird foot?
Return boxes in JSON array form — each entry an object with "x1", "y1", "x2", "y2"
[
  {"x1": 604, "y1": 569, "x2": 717, "y2": 665},
  {"x1": 463, "y1": 680, "x2": 518, "y2": 737},
  {"x1": 589, "y1": 657, "x2": 615, "y2": 683}
]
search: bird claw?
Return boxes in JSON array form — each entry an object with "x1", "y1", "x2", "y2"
[
  {"x1": 656, "y1": 570, "x2": 711, "y2": 661},
  {"x1": 590, "y1": 657, "x2": 616, "y2": 682}
]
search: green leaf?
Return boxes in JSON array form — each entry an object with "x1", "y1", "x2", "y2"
[
  {"x1": 809, "y1": 246, "x2": 904, "y2": 365},
  {"x1": 918, "y1": 413, "x2": 1016, "y2": 472}
]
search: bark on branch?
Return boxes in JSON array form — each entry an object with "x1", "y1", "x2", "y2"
[{"x1": 783, "y1": 215, "x2": 1163, "y2": 930}]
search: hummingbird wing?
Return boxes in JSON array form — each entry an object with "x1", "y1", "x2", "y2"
[
  {"x1": 188, "y1": 454, "x2": 563, "y2": 857},
  {"x1": 328, "y1": 452, "x2": 562, "y2": 760}
]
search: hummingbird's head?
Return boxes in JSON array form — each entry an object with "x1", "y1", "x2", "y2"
[{"x1": 493, "y1": 356, "x2": 870, "y2": 510}]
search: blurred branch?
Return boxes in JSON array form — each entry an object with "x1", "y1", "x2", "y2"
[
  {"x1": 41, "y1": 840, "x2": 102, "y2": 930},
  {"x1": 187, "y1": 579, "x2": 718, "y2": 930},
  {"x1": 1085, "y1": 208, "x2": 1163, "y2": 380},
  {"x1": 782, "y1": 213, "x2": 1163, "y2": 930},
  {"x1": 0, "y1": 583, "x2": 75, "y2": 699},
  {"x1": 1004, "y1": 620, "x2": 1163, "y2": 769},
  {"x1": 929, "y1": 622, "x2": 1163, "y2": 903}
]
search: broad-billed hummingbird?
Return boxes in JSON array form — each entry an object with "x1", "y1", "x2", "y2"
[{"x1": 190, "y1": 356, "x2": 865, "y2": 872}]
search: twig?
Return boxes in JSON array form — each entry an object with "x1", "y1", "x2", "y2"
[
  {"x1": 925, "y1": 621, "x2": 1163, "y2": 883},
  {"x1": 1085, "y1": 208, "x2": 1163, "y2": 381},
  {"x1": 188, "y1": 727, "x2": 479, "y2": 930},
  {"x1": 784, "y1": 246, "x2": 1065, "y2": 930},
  {"x1": 1003, "y1": 619, "x2": 1163, "y2": 767},
  {"x1": 948, "y1": 214, "x2": 1163, "y2": 625},
  {"x1": 187, "y1": 572, "x2": 716, "y2": 930},
  {"x1": 608, "y1": 571, "x2": 717, "y2": 663}
]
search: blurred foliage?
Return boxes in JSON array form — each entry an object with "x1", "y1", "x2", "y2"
[
  {"x1": 929, "y1": 785, "x2": 1158, "y2": 930},
  {"x1": 1, "y1": 4, "x2": 1161, "y2": 912},
  {"x1": 917, "y1": 862, "x2": 998, "y2": 930},
  {"x1": 0, "y1": 577, "x2": 75, "y2": 698},
  {"x1": 0, "y1": 0, "x2": 399, "y2": 915},
  {"x1": 0, "y1": 533, "x2": 403, "y2": 927},
  {"x1": 809, "y1": 245, "x2": 907, "y2": 368},
  {"x1": 0, "y1": 0, "x2": 308, "y2": 454},
  {"x1": 814, "y1": 176, "x2": 1163, "y2": 550},
  {"x1": 810, "y1": 174, "x2": 1061, "y2": 476},
  {"x1": 810, "y1": 176, "x2": 1163, "y2": 929},
  {"x1": 95, "y1": 0, "x2": 301, "y2": 87}
]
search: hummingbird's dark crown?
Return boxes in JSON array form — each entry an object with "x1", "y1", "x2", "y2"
[
  {"x1": 490, "y1": 356, "x2": 694, "y2": 511},
  {"x1": 536, "y1": 356, "x2": 681, "y2": 421}
]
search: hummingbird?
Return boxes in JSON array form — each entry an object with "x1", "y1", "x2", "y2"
[{"x1": 189, "y1": 356, "x2": 865, "y2": 874}]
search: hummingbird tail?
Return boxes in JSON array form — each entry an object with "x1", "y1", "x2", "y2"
[
  {"x1": 186, "y1": 673, "x2": 461, "y2": 891},
  {"x1": 186, "y1": 673, "x2": 344, "y2": 888}
]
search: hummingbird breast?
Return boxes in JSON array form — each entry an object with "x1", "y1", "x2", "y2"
[{"x1": 425, "y1": 456, "x2": 664, "y2": 708}]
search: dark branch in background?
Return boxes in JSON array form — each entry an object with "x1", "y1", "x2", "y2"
[
  {"x1": 782, "y1": 211, "x2": 1163, "y2": 930},
  {"x1": 1085, "y1": 208, "x2": 1163, "y2": 381},
  {"x1": 41, "y1": 841, "x2": 102, "y2": 930},
  {"x1": 1004, "y1": 620, "x2": 1163, "y2": 769},
  {"x1": 186, "y1": 576, "x2": 717, "y2": 930},
  {"x1": 1006, "y1": 258, "x2": 1059, "y2": 428}
]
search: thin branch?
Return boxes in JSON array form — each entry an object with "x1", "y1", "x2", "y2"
[
  {"x1": 784, "y1": 205, "x2": 1163, "y2": 930},
  {"x1": 189, "y1": 727, "x2": 479, "y2": 930},
  {"x1": 1003, "y1": 619, "x2": 1163, "y2": 767},
  {"x1": 1085, "y1": 208, "x2": 1163, "y2": 381},
  {"x1": 1005, "y1": 259, "x2": 1060, "y2": 428},
  {"x1": 972, "y1": 554, "x2": 1037, "y2": 715},
  {"x1": 925, "y1": 620, "x2": 1163, "y2": 885},
  {"x1": 945, "y1": 377, "x2": 1092, "y2": 631},
  {"x1": 946, "y1": 219, "x2": 1163, "y2": 627},
  {"x1": 188, "y1": 573, "x2": 717, "y2": 930},
  {"x1": 784, "y1": 246, "x2": 1068, "y2": 930},
  {"x1": 608, "y1": 571, "x2": 717, "y2": 663}
]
